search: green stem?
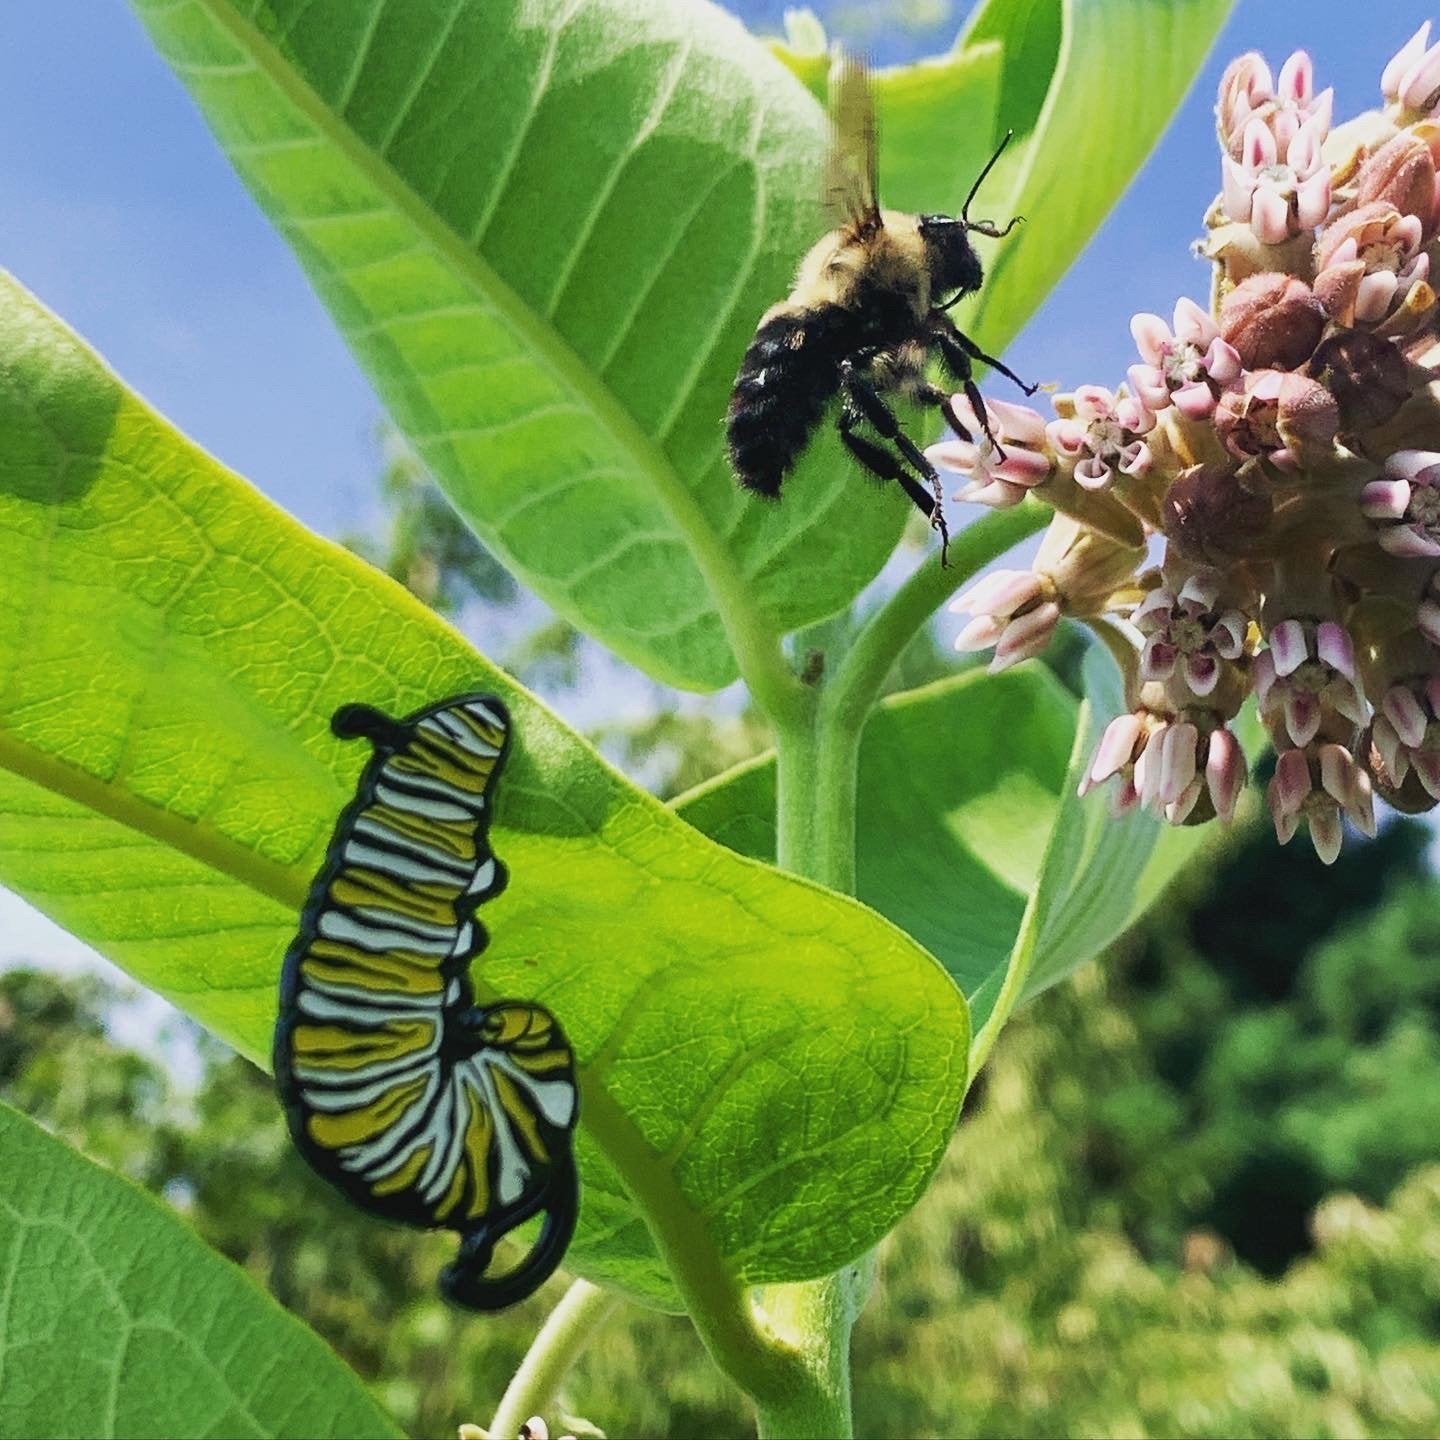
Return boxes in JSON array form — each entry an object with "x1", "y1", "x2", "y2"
[
  {"x1": 750, "y1": 1261, "x2": 875, "y2": 1439},
  {"x1": 750, "y1": 509, "x2": 1052, "y2": 1436},
  {"x1": 488, "y1": 1280, "x2": 619, "y2": 1439},
  {"x1": 825, "y1": 504, "x2": 1051, "y2": 732},
  {"x1": 751, "y1": 698, "x2": 868, "y2": 1437},
  {"x1": 774, "y1": 698, "x2": 855, "y2": 893}
]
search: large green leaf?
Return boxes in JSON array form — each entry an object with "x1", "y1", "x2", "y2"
[
  {"x1": 966, "y1": 0, "x2": 1236, "y2": 354},
  {"x1": 127, "y1": 0, "x2": 908, "y2": 694},
  {"x1": 0, "y1": 274, "x2": 967, "y2": 1309},
  {"x1": 0, "y1": 1104, "x2": 400, "y2": 1440}
]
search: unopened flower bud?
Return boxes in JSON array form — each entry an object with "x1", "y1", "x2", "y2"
[
  {"x1": 1219, "y1": 272, "x2": 1326, "y2": 368},
  {"x1": 1351, "y1": 129, "x2": 1440, "y2": 235},
  {"x1": 950, "y1": 569, "x2": 1060, "y2": 674},
  {"x1": 1162, "y1": 464, "x2": 1274, "y2": 565},
  {"x1": 1309, "y1": 329, "x2": 1410, "y2": 432},
  {"x1": 1219, "y1": 51, "x2": 1332, "y2": 158},
  {"x1": 1218, "y1": 53, "x2": 1274, "y2": 154}
]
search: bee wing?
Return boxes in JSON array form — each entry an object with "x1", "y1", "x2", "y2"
[{"x1": 824, "y1": 53, "x2": 881, "y2": 240}]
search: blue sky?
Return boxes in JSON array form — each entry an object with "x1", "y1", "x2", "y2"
[{"x1": 2, "y1": 0, "x2": 1436, "y2": 975}]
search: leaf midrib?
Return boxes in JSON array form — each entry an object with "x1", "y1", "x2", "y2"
[
  {"x1": 0, "y1": 732, "x2": 309, "y2": 914},
  {"x1": 186, "y1": 0, "x2": 787, "y2": 694}
]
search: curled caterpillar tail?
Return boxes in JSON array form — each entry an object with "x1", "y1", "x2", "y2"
[{"x1": 440, "y1": 1161, "x2": 580, "y2": 1312}]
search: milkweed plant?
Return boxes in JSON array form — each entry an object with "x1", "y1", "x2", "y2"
[{"x1": 0, "y1": 3, "x2": 1428, "y2": 1438}]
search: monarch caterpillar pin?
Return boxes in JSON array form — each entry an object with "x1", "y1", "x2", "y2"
[{"x1": 274, "y1": 693, "x2": 580, "y2": 1311}]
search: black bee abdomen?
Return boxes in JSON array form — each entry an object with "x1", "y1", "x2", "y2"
[{"x1": 727, "y1": 308, "x2": 851, "y2": 498}]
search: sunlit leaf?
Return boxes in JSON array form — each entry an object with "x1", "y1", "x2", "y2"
[
  {"x1": 0, "y1": 273, "x2": 967, "y2": 1308},
  {"x1": 128, "y1": 0, "x2": 911, "y2": 693},
  {"x1": 0, "y1": 1103, "x2": 401, "y2": 1440}
]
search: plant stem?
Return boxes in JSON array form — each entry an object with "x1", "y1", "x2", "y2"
[
  {"x1": 755, "y1": 512, "x2": 1053, "y2": 1435},
  {"x1": 825, "y1": 504, "x2": 1050, "y2": 732},
  {"x1": 488, "y1": 1280, "x2": 619, "y2": 1439},
  {"x1": 774, "y1": 698, "x2": 855, "y2": 892}
]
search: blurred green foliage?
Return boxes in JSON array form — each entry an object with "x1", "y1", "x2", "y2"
[{"x1": 9, "y1": 807, "x2": 1440, "y2": 1438}]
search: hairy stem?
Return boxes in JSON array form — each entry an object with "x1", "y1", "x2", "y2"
[
  {"x1": 751, "y1": 674, "x2": 871, "y2": 1436},
  {"x1": 825, "y1": 504, "x2": 1051, "y2": 732},
  {"x1": 489, "y1": 1280, "x2": 619, "y2": 1438}
]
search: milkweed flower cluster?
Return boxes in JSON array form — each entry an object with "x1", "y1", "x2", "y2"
[{"x1": 929, "y1": 27, "x2": 1440, "y2": 863}]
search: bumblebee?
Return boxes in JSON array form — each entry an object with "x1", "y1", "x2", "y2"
[{"x1": 726, "y1": 56, "x2": 1036, "y2": 563}]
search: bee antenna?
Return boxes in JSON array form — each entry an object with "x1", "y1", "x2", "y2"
[{"x1": 961, "y1": 129, "x2": 1014, "y2": 227}]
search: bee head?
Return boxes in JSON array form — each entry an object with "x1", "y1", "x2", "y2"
[
  {"x1": 919, "y1": 215, "x2": 983, "y2": 299},
  {"x1": 922, "y1": 130, "x2": 1023, "y2": 303}
]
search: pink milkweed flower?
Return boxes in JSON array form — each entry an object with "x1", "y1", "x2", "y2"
[
  {"x1": 1372, "y1": 678, "x2": 1440, "y2": 799},
  {"x1": 1222, "y1": 116, "x2": 1331, "y2": 245},
  {"x1": 1314, "y1": 202, "x2": 1431, "y2": 326},
  {"x1": 949, "y1": 569, "x2": 1060, "y2": 674},
  {"x1": 1128, "y1": 299, "x2": 1243, "y2": 421},
  {"x1": 1079, "y1": 710, "x2": 1246, "y2": 825},
  {"x1": 1361, "y1": 450, "x2": 1440, "y2": 557},
  {"x1": 1046, "y1": 385, "x2": 1156, "y2": 491},
  {"x1": 1267, "y1": 744, "x2": 1377, "y2": 865},
  {"x1": 1077, "y1": 709, "x2": 1160, "y2": 817},
  {"x1": 1154, "y1": 721, "x2": 1248, "y2": 825},
  {"x1": 927, "y1": 395, "x2": 1053, "y2": 508},
  {"x1": 1253, "y1": 620, "x2": 1367, "y2": 749},
  {"x1": 1382, "y1": 22, "x2": 1440, "y2": 117},
  {"x1": 1218, "y1": 50, "x2": 1333, "y2": 156},
  {"x1": 1132, "y1": 574, "x2": 1247, "y2": 698}
]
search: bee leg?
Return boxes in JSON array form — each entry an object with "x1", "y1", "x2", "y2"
[
  {"x1": 926, "y1": 327, "x2": 1008, "y2": 460},
  {"x1": 842, "y1": 370, "x2": 949, "y2": 521},
  {"x1": 914, "y1": 381, "x2": 974, "y2": 447},
  {"x1": 932, "y1": 317, "x2": 1039, "y2": 399},
  {"x1": 839, "y1": 377, "x2": 951, "y2": 565}
]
